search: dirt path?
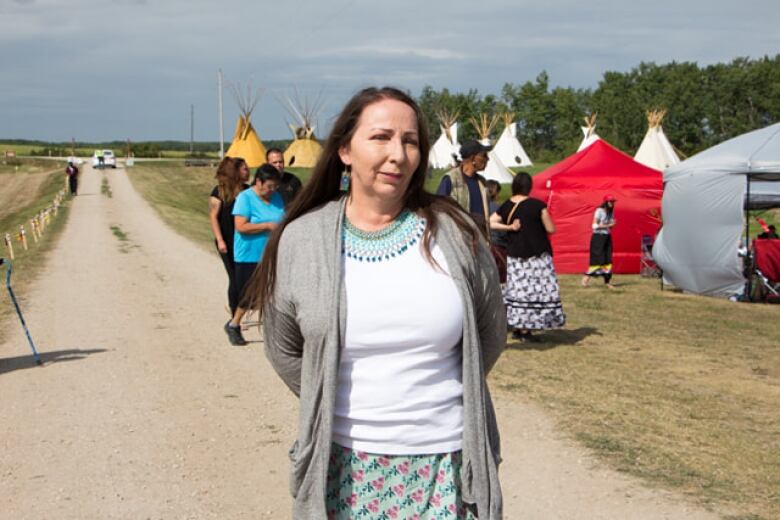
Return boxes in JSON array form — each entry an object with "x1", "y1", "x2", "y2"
[{"x1": 0, "y1": 165, "x2": 721, "y2": 519}]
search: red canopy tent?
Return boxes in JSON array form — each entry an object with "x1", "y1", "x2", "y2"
[{"x1": 530, "y1": 140, "x2": 664, "y2": 274}]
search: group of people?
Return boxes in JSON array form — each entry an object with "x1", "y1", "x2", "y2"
[
  {"x1": 208, "y1": 88, "x2": 618, "y2": 518},
  {"x1": 435, "y1": 138, "x2": 616, "y2": 342},
  {"x1": 208, "y1": 148, "x2": 301, "y2": 346}
]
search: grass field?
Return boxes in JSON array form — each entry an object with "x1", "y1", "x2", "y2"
[
  {"x1": 0, "y1": 142, "x2": 95, "y2": 157},
  {"x1": 0, "y1": 159, "x2": 71, "y2": 346},
  {"x1": 128, "y1": 162, "x2": 779, "y2": 519}
]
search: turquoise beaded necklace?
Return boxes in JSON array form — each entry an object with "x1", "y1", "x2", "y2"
[{"x1": 342, "y1": 209, "x2": 426, "y2": 263}]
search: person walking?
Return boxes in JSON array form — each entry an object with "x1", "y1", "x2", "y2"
[
  {"x1": 582, "y1": 195, "x2": 617, "y2": 288},
  {"x1": 490, "y1": 172, "x2": 565, "y2": 342},
  {"x1": 208, "y1": 157, "x2": 250, "y2": 318},
  {"x1": 267, "y1": 148, "x2": 302, "y2": 207},
  {"x1": 223, "y1": 163, "x2": 284, "y2": 346},
  {"x1": 248, "y1": 87, "x2": 506, "y2": 518},
  {"x1": 486, "y1": 179, "x2": 508, "y2": 283},
  {"x1": 65, "y1": 161, "x2": 79, "y2": 196}
]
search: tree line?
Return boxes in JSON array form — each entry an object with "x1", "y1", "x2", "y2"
[
  {"x1": 7, "y1": 55, "x2": 778, "y2": 162},
  {"x1": 14, "y1": 139, "x2": 291, "y2": 159},
  {"x1": 417, "y1": 55, "x2": 780, "y2": 162}
]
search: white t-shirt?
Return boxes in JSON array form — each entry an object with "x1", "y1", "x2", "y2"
[
  {"x1": 593, "y1": 207, "x2": 614, "y2": 235},
  {"x1": 333, "y1": 240, "x2": 465, "y2": 455}
]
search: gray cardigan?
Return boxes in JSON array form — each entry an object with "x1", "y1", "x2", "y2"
[{"x1": 264, "y1": 198, "x2": 506, "y2": 519}]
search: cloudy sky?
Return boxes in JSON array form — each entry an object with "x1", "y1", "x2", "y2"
[{"x1": 1, "y1": 0, "x2": 778, "y2": 143}]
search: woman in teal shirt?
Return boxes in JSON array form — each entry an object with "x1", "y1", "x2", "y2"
[{"x1": 224, "y1": 164, "x2": 285, "y2": 346}]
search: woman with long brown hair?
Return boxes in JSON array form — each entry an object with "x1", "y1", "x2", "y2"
[
  {"x1": 209, "y1": 156, "x2": 249, "y2": 318},
  {"x1": 250, "y1": 87, "x2": 505, "y2": 518}
]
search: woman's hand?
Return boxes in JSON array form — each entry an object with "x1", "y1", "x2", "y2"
[
  {"x1": 235, "y1": 216, "x2": 279, "y2": 234},
  {"x1": 217, "y1": 238, "x2": 228, "y2": 254},
  {"x1": 489, "y1": 212, "x2": 519, "y2": 232}
]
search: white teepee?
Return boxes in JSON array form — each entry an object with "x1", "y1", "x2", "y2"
[
  {"x1": 577, "y1": 113, "x2": 600, "y2": 152},
  {"x1": 470, "y1": 113, "x2": 515, "y2": 183},
  {"x1": 493, "y1": 113, "x2": 532, "y2": 167},
  {"x1": 634, "y1": 109, "x2": 680, "y2": 171},
  {"x1": 429, "y1": 110, "x2": 460, "y2": 169}
]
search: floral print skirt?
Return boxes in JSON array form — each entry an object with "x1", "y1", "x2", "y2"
[{"x1": 326, "y1": 443, "x2": 478, "y2": 519}]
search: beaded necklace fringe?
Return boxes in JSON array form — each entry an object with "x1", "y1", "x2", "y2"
[{"x1": 342, "y1": 209, "x2": 426, "y2": 263}]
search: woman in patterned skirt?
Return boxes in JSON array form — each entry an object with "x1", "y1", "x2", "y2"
[
  {"x1": 581, "y1": 195, "x2": 617, "y2": 288},
  {"x1": 490, "y1": 172, "x2": 565, "y2": 343},
  {"x1": 248, "y1": 87, "x2": 506, "y2": 519}
]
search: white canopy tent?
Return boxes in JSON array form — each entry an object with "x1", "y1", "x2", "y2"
[
  {"x1": 653, "y1": 123, "x2": 780, "y2": 297},
  {"x1": 494, "y1": 115, "x2": 532, "y2": 167},
  {"x1": 634, "y1": 110, "x2": 680, "y2": 171}
]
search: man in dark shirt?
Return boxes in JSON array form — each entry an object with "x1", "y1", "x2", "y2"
[
  {"x1": 267, "y1": 148, "x2": 302, "y2": 207},
  {"x1": 436, "y1": 140, "x2": 492, "y2": 236},
  {"x1": 65, "y1": 161, "x2": 79, "y2": 195}
]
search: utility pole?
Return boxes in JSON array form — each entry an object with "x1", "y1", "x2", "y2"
[
  {"x1": 190, "y1": 104, "x2": 194, "y2": 155},
  {"x1": 218, "y1": 69, "x2": 225, "y2": 158}
]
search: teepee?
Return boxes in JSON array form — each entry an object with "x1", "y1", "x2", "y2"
[
  {"x1": 634, "y1": 109, "x2": 680, "y2": 171},
  {"x1": 469, "y1": 113, "x2": 514, "y2": 183},
  {"x1": 282, "y1": 90, "x2": 323, "y2": 168},
  {"x1": 577, "y1": 113, "x2": 600, "y2": 151},
  {"x1": 226, "y1": 83, "x2": 267, "y2": 168},
  {"x1": 493, "y1": 113, "x2": 533, "y2": 167},
  {"x1": 429, "y1": 110, "x2": 460, "y2": 169}
]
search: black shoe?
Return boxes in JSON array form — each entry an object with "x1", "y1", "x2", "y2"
[
  {"x1": 511, "y1": 330, "x2": 541, "y2": 343},
  {"x1": 224, "y1": 321, "x2": 248, "y2": 346}
]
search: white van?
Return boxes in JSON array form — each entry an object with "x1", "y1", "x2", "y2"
[{"x1": 92, "y1": 150, "x2": 117, "y2": 169}]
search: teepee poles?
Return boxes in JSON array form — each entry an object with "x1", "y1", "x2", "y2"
[
  {"x1": 230, "y1": 81, "x2": 263, "y2": 139},
  {"x1": 583, "y1": 113, "x2": 598, "y2": 138},
  {"x1": 469, "y1": 113, "x2": 499, "y2": 142},
  {"x1": 436, "y1": 109, "x2": 460, "y2": 144}
]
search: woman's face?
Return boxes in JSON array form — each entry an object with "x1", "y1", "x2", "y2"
[
  {"x1": 338, "y1": 98, "x2": 421, "y2": 206},
  {"x1": 256, "y1": 178, "x2": 279, "y2": 199},
  {"x1": 238, "y1": 162, "x2": 250, "y2": 182}
]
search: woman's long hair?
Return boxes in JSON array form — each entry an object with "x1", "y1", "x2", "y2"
[
  {"x1": 600, "y1": 200, "x2": 615, "y2": 220},
  {"x1": 214, "y1": 157, "x2": 244, "y2": 203},
  {"x1": 249, "y1": 86, "x2": 480, "y2": 316}
]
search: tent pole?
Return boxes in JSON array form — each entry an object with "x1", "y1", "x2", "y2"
[{"x1": 745, "y1": 176, "x2": 751, "y2": 300}]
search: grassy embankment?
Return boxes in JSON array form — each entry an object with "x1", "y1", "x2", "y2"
[
  {"x1": 128, "y1": 161, "x2": 778, "y2": 519},
  {"x1": 0, "y1": 159, "x2": 71, "y2": 346}
]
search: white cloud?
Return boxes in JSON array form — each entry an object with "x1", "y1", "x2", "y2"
[{"x1": 1, "y1": 0, "x2": 778, "y2": 140}]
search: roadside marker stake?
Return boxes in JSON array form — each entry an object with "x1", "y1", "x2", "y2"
[{"x1": 0, "y1": 258, "x2": 42, "y2": 365}]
